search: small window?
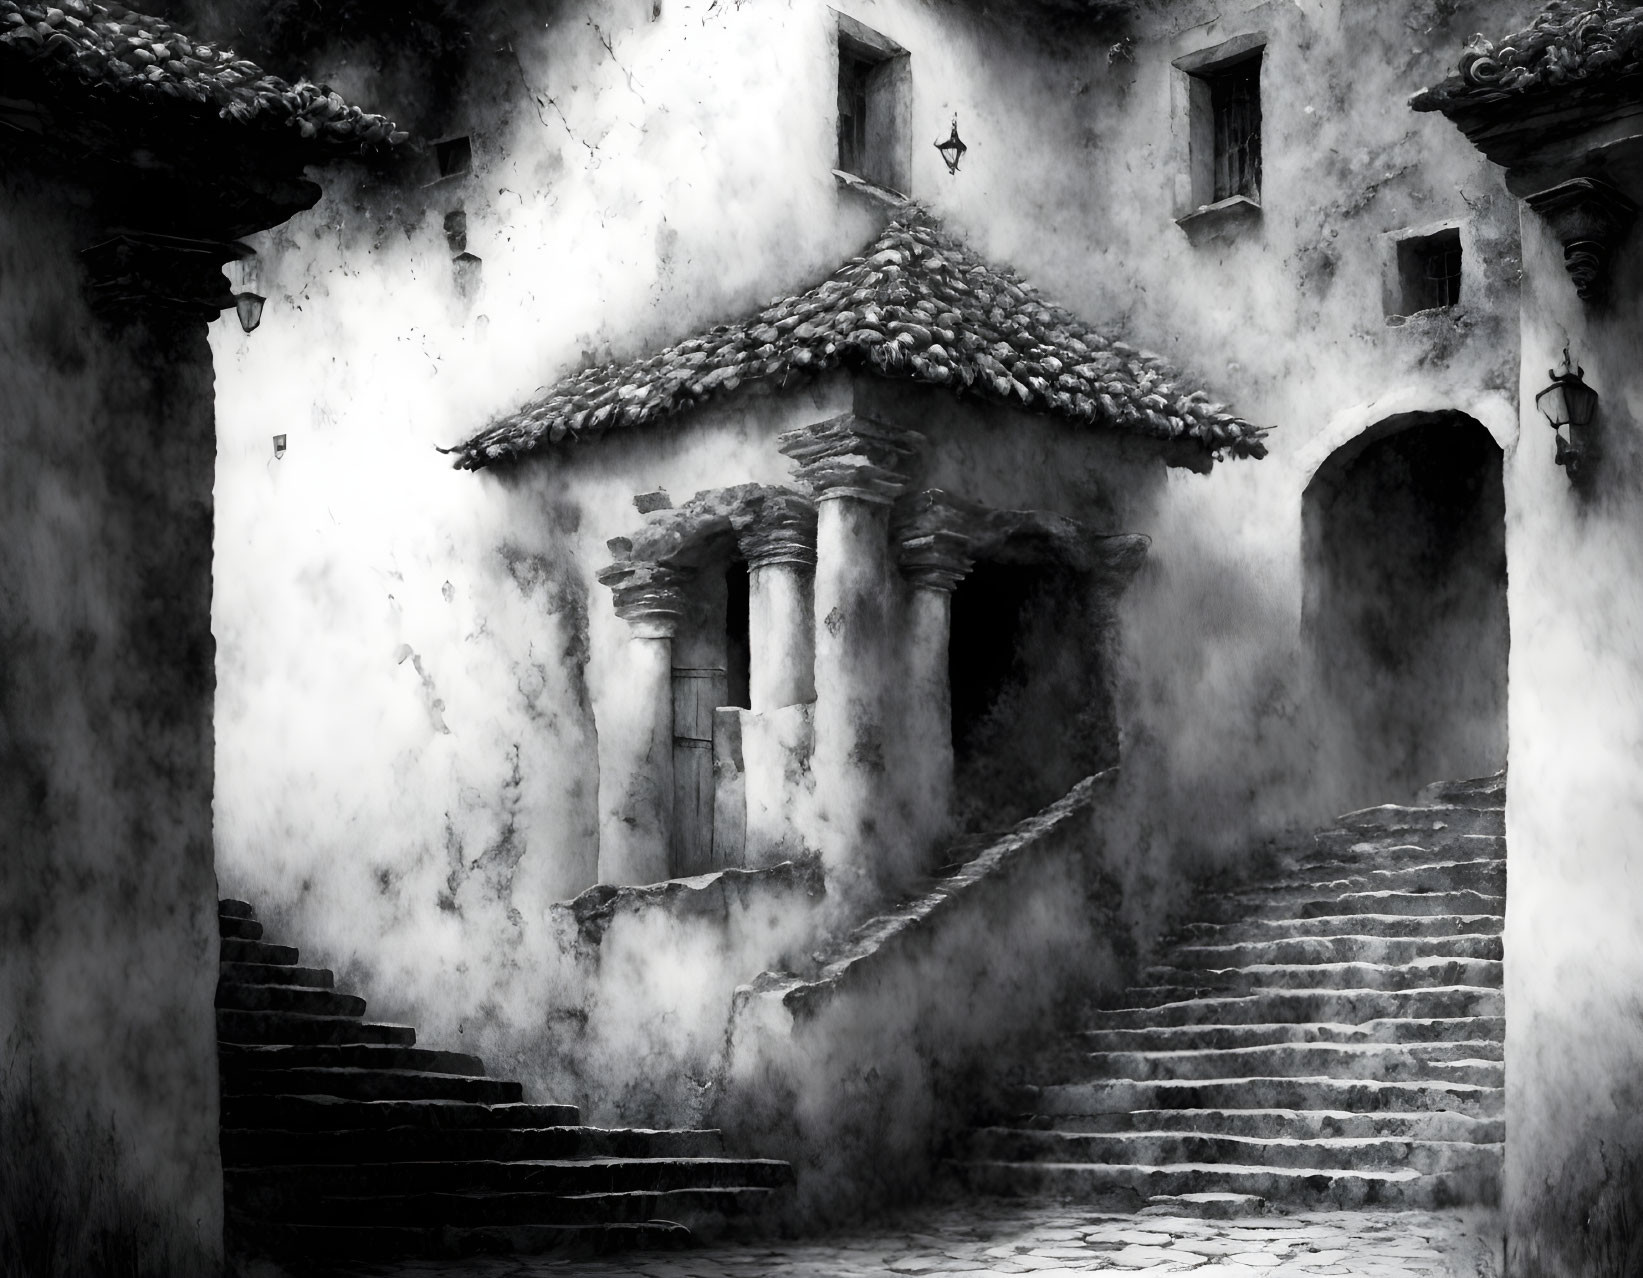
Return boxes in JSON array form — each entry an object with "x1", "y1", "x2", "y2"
[
  {"x1": 1398, "y1": 227, "x2": 1463, "y2": 312},
  {"x1": 834, "y1": 14, "x2": 911, "y2": 195},
  {"x1": 1173, "y1": 34, "x2": 1266, "y2": 222},
  {"x1": 434, "y1": 135, "x2": 472, "y2": 180},
  {"x1": 1208, "y1": 56, "x2": 1261, "y2": 202}
]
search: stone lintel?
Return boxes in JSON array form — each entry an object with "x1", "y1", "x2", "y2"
[
  {"x1": 596, "y1": 560, "x2": 693, "y2": 638},
  {"x1": 731, "y1": 490, "x2": 819, "y2": 572},
  {"x1": 1524, "y1": 176, "x2": 1638, "y2": 303},
  {"x1": 779, "y1": 413, "x2": 925, "y2": 505},
  {"x1": 80, "y1": 231, "x2": 253, "y2": 320}
]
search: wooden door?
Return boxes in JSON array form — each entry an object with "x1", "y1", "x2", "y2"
[{"x1": 672, "y1": 667, "x2": 727, "y2": 877}]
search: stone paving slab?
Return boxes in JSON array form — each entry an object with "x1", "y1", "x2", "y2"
[{"x1": 330, "y1": 1200, "x2": 1503, "y2": 1278}]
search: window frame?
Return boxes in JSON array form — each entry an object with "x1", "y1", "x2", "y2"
[
  {"x1": 833, "y1": 11, "x2": 912, "y2": 198},
  {"x1": 1172, "y1": 33, "x2": 1267, "y2": 230}
]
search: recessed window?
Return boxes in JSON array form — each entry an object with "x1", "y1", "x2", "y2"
[
  {"x1": 434, "y1": 135, "x2": 472, "y2": 180},
  {"x1": 1173, "y1": 34, "x2": 1266, "y2": 222},
  {"x1": 1398, "y1": 227, "x2": 1463, "y2": 312},
  {"x1": 834, "y1": 13, "x2": 911, "y2": 195},
  {"x1": 1207, "y1": 56, "x2": 1261, "y2": 202}
]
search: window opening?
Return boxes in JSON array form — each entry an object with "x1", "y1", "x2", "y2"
[
  {"x1": 1398, "y1": 227, "x2": 1464, "y2": 313},
  {"x1": 838, "y1": 49, "x2": 873, "y2": 178},
  {"x1": 1209, "y1": 55, "x2": 1261, "y2": 202}
]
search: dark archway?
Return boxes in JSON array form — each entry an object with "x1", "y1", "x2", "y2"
[{"x1": 1303, "y1": 411, "x2": 1508, "y2": 805}]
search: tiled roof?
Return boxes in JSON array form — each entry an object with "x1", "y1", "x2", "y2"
[
  {"x1": 0, "y1": 0, "x2": 405, "y2": 153},
  {"x1": 1412, "y1": 1, "x2": 1643, "y2": 114},
  {"x1": 450, "y1": 211, "x2": 1267, "y2": 470}
]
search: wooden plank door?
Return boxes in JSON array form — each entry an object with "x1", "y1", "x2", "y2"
[{"x1": 672, "y1": 667, "x2": 726, "y2": 877}]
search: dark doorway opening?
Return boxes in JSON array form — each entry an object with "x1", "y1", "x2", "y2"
[
  {"x1": 949, "y1": 559, "x2": 1116, "y2": 833},
  {"x1": 1303, "y1": 412, "x2": 1508, "y2": 805},
  {"x1": 725, "y1": 559, "x2": 751, "y2": 712}
]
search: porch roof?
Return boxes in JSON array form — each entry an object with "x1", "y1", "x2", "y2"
[
  {"x1": 448, "y1": 210, "x2": 1267, "y2": 471},
  {"x1": 0, "y1": 0, "x2": 404, "y2": 155}
]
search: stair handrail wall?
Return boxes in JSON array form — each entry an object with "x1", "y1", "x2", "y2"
[{"x1": 717, "y1": 768, "x2": 1141, "y2": 1225}]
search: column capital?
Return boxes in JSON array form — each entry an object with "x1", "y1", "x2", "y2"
[
  {"x1": 596, "y1": 558, "x2": 692, "y2": 639},
  {"x1": 731, "y1": 490, "x2": 819, "y2": 571},
  {"x1": 778, "y1": 413, "x2": 925, "y2": 505},
  {"x1": 894, "y1": 491, "x2": 977, "y2": 591}
]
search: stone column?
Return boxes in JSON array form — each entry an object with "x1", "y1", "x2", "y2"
[
  {"x1": 594, "y1": 559, "x2": 689, "y2": 885},
  {"x1": 780, "y1": 414, "x2": 924, "y2": 899},
  {"x1": 898, "y1": 523, "x2": 975, "y2": 850},
  {"x1": 732, "y1": 491, "x2": 819, "y2": 712}
]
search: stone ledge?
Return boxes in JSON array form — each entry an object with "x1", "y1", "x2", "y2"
[
  {"x1": 558, "y1": 858, "x2": 825, "y2": 946},
  {"x1": 1176, "y1": 194, "x2": 1262, "y2": 242}
]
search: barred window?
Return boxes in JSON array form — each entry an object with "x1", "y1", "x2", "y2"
[
  {"x1": 1399, "y1": 228, "x2": 1464, "y2": 312},
  {"x1": 834, "y1": 15, "x2": 911, "y2": 195},
  {"x1": 1209, "y1": 56, "x2": 1261, "y2": 202}
]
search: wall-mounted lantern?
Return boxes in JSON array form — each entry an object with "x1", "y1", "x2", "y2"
[
  {"x1": 935, "y1": 115, "x2": 967, "y2": 175},
  {"x1": 272, "y1": 434, "x2": 288, "y2": 460},
  {"x1": 234, "y1": 292, "x2": 266, "y2": 334},
  {"x1": 1535, "y1": 346, "x2": 1600, "y2": 478}
]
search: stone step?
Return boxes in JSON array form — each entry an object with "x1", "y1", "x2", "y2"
[
  {"x1": 226, "y1": 1217, "x2": 693, "y2": 1262},
  {"x1": 1167, "y1": 935, "x2": 1501, "y2": 968},
  {"x1": 966, "y1": 1128, "x2": 1503, "y2": 1176},
  {"x1": 221, "y1": 1096, "x2": 580, "y2": 1132},
  {"x1": 1250, "y1": 861, "x2": 1505, "y2": 897},
  {"x1": 1092, "y1": 986, "x2": 1503, "y2": 1028},
  {"x1": 1013, "y1": 1108, "x2": 1503, "y2": 1143},
  {"x1": 1030, "y1": 1076, "x2": 1502, "y2": 1117},
  {"x1": 1138, "y1": 958, "x2": 1503, "y2": 994},
  {"x1": 1076, "y1": 1042, "x2": 1502, "y2": 1086},
  {"x1": 219, "y1": 962, "x2": 334, "y2": 990},
  {"x1": 1142, "y1": 1192, "x2": 1268, "y2": 1219},
  {"x1": 1221, "y1": 890, "x2": 1505, "y2": 921},
  {"x1": 219, "y1": 1043, "x2": 485, "y2": 1077},
  {"x1": 220, "y1": 900, "x2": 258, "y2": 920},
  {"x1": 250, "y1": 1186, "x2": 776, "y2": 1229},
  {"x1": 221, "y1": 1126, "x2": 727, "y2": 1167},
  {"x1": 1079, "y1": 1016, "x2": 1504, "y2": 1053},
  {"x1": 1309, "y1": 833, "x2": 1503, "y2": 862},
  {"x1": 220, "y1": 916, "x2": 265, "y2": 941},
  {"x1": 217, "y1": 1010, "x2": 415, "y2": 1047},
  {"x1": 954, "y1": 1159, "x2": 1496, "y2": 1210},
  {"x1": 1172, "y1": 913, "x2": 1502, "y2": 945},
  {"x1": 1335, "y1": 804, "x2": 1504, "y2": 838},
  {"x1": 1418, "y1": 774, "x2": 1505, "y2": 809},
  {"x1": 216, "y1": 983, "x2": 367, "y2": 1018},
  {"x1": 220, "y1": 938, "x2": 301, "y2": 966},
  {"x1": 222, "y1": 1067, "x2": 522, "y2": 1105},
  {"x1": 227, "y1": 1157, "x2": 796, "y2": 1202}
]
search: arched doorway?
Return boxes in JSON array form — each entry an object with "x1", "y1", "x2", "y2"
[{"x1": 1303, "y1": 410, "x2": 1508, "y2": 805}]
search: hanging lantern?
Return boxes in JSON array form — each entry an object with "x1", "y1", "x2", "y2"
[
  {"x1": 1535, "y1": 346, "x2": 1600, "y2": 478},
  {"x1": 935, "y1": 115, "x2": 968, "y2": 175},
  {"x1": 234, "y1": 291, "x2": 266, "y2": 334}
]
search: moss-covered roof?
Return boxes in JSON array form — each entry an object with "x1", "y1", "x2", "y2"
[
  {"x1": 0, "y1": 0, "x2": 405, "y2": 153},
  {"x1": 450, "y1": 211, "x2": 1266, "y2": 470},
  {"x1": 1412, "y1": 1, "x2": 1643, "y2": 114}
]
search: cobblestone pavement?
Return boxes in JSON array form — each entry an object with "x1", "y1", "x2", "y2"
[{"x1": 340, "y1": 1200, "x2": 1504, "y2": 1277}]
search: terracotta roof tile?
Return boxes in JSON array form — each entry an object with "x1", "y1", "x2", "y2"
[
  {"x1": 0, "y1": 0, "x2": 405, "y2": 153},
  {"x1": 451, "y1": 210, "x2": 1267, "y2": 470},
  {"x1": 1412, "y1": 1, "x2": 1643, "y2": 114}
]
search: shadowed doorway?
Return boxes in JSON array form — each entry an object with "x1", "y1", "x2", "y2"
[{"x1": 1303, "y1": 411, "x2": 1508, "y2": 806}]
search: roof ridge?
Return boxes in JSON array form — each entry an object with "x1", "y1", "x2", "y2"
[{"x1": 450, "y1": 213, "x2": 1266, "y2": 470}]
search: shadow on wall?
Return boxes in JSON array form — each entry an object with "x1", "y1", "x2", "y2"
[
  {"x1": 1302, "y1": 410, "x2": 1508, "y2": 811},
  {"x1": 0, "y1": 1047, "x2": 216, "y2": 1278}
]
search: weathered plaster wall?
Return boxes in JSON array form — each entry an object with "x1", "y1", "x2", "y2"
[
  {"x1": 0, "y1": 170, "x2": 222, "y2": 1274},
  {"x1": 1505, "y1": 197, "x2": 1643, "y2": 1277},
  {"x1": 210, "y1": 0, "x2": 1533, "y2": 1177}
]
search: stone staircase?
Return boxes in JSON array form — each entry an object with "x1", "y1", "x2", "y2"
[
  {"x1": 954, "y1": 773, "x2": 1506, "y2": 1215},
  {"x1": 216, "y1": 899, "x2": 792, "y2": 1261}
]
